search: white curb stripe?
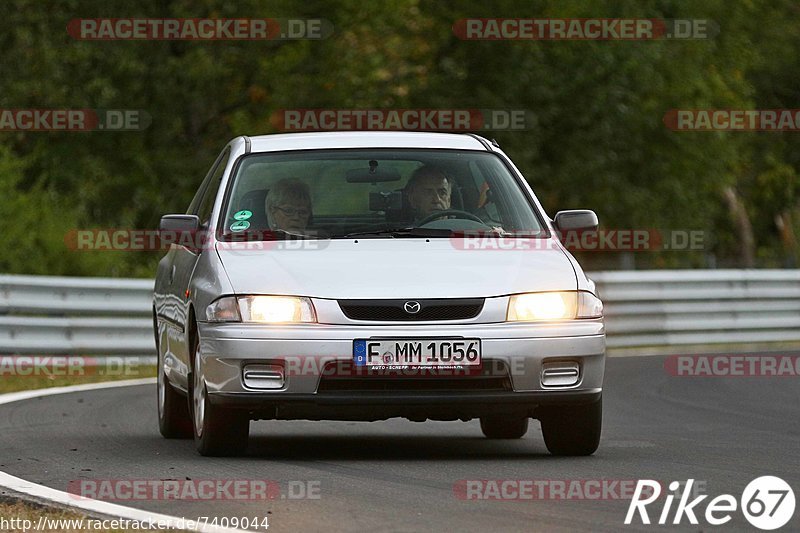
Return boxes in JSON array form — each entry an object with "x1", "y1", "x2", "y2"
[{"x1": 0, "y1": 379, "x2": 250, "y2": 533}]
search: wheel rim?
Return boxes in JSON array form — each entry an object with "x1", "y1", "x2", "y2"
[{"x1": 192, "y1": 343, "x2": 205, "y2": 437}]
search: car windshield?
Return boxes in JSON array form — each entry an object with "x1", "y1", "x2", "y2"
[{"x1": 219, "y1": 149, "x2": 545, "y2": 240}]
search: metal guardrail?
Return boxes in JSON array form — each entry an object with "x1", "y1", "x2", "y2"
[
  {"x1": 1, "y1": 271, "x2": 798, "y2": 354},
  {"x1": 0, "y1": 275, "x2": 154, "y2": 355},
  {"x1": 592, "y1": 270, "x2": 800, "y2": 348}
]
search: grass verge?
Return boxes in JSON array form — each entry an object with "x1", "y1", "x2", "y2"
[
  {"x1": 0, "y1": 498, "x2": 143, "y2": 532},
  {"x1": 0, "y1": 358, "x2": 156, "y2": 394}
]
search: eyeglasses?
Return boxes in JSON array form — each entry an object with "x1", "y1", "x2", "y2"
[{"x1": 273, "y1": 205, "x2": 310, "y2": 217}]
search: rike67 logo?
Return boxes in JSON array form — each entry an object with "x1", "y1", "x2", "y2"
[{"x1": 626, "y1": 477, "x2": 796, "y2": 530}]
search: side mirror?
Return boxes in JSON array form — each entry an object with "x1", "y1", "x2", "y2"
[
  {"x1": 159, "y1": 214, "x2": 201, "y2": 251},
  {"x1": 159, "y1": 214, "x2": 200, "y2": 233},
  {"x1": 553, "y1": 210, "x2": 599, "y2": 232}
]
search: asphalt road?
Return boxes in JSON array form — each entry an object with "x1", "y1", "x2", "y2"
[{"x1": 0, "y1": 354, "x2": 798, "y2": 532}]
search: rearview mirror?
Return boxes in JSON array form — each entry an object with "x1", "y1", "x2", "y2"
[
  {"x1": 345, "y1": 162, "x2": 401, "y2": 183},
  {"x1": 553, "y1": 210, "x2": 599, "y2": 232}
]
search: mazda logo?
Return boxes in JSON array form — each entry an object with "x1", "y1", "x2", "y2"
[{"x1": 403, "y1": 301, "x2": 421, "y2": 314}]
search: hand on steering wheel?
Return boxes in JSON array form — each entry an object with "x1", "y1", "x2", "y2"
[{"x1": 416, "y1": 209, "x2": 484, "y2": 225}]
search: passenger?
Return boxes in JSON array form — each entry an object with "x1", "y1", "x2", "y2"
[
  {"x1": 266, "y1": 178, "x2": 312, "y2": 233},
  {"x1": 405, "y1": 166, "x2": 453, "y2": 222}
]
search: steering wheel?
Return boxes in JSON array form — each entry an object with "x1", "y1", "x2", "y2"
[{"x1": 417, "y1": 209, "x2": 484, "y2": 225}]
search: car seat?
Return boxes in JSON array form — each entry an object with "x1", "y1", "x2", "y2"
[{"x1": 236, "y1": 189, "x2": 269, "y2": 229}]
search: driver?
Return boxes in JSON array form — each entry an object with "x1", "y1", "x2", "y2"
[
  {"x1": 405, "y1": 166, "x2": 452, "y2": 223},
  {"x1": 266, "y1": 178, "x2": 313, "y2": 233}
]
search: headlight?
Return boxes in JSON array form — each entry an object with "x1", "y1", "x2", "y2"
[
  {"x1": 240, "y1": 295, "x2": 316, "y2": 323},
  {"x1": 206, "y1": 296, "x2": 316, "y2": 323},
  {"x1": 506, "y1": 291, "x2": 602, "y2": 321}
]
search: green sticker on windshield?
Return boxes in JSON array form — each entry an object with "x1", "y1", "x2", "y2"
[
  {"x1": 233, "y1": 209, "x2": 252, "y2": 221},
  {"x1": 230, "y1": 220, "x2": 251, "y2": 232}
]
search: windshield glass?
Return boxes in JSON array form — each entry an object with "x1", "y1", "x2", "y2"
[{"x1": 219, "y1": 149, "x2": 545, "y2": 239}]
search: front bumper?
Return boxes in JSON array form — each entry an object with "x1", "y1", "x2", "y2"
[
  {"x1": 209, "y1": 389, "x2": 602, "y2": 421},
  {"x1": 196, "y1": 319, "x2": 605, "y2": 420}
]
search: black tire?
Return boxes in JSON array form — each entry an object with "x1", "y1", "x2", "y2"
[
  {"x1": 190, "y1": 328, "x2": 249, "y2": 456},
  {"x1": 539, "y1": 396, "x2": 602, "y2": 456},
  {"x1": 155, "y1": 314, "x2": 192, "y2": 439},
  {"x1": 158, "y1": 369, "x2": 193, "y2": 439},
  {"x1": 193, "y1": 384, "x2": 250, "y2": 457},
  {"x1": 480, "y1": 416, "x2": 529, "y2": 439}
]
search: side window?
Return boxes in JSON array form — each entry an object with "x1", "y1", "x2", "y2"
[
  {"x1": 469, "y1": 161, "x2": 502, "y2": 223},
  {"x1": 187, "y1": 162, "x2": 216, "y2": 214},
  {"x1": 196, "y1": 148, "x2": 231, "y2": 226}
]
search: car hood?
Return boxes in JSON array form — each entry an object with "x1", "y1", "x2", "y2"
[{"x1": 216, "y1": 238, "x2": 577, "y2": 299}]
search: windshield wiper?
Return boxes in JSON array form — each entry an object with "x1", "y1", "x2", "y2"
[{"x1": 338, "y1": 227, "x2": 453, "y2": 239}]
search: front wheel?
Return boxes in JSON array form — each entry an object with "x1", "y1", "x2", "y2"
[
  {"x1": 191, "y1": 333, "x2": 249, "y2": 456},
  {"x1": 538, "y1": 396, "x2": 602, "y2": 456},
  {"x1": 156, "y1": 318, "x2": 192, "y2": 439},
  {"x1": 158, "y1": 366, "x2": 193, "y2": 439}
]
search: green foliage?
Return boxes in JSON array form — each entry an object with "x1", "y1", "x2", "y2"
[
  {"x1": 0, "y1": 146, "x2": 123, "y2": 275},
  {"x1": 0, "y1": 0, "x2": 798, "y2": 275}
]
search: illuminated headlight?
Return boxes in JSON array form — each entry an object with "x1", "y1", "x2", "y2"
[
  {"x1": 241, "y1": 296, "x2": 316, "y2": 323},
  {"x1": 206, "y1": 296, "x2": 316, "y2": 323},
  {"x1": 507, "y1": 291, "x2": 602, "y2": 321}
]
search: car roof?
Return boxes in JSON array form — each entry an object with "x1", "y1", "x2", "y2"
[{"x1": 245, "y1": 131, "x2": 491, "y2": 153}]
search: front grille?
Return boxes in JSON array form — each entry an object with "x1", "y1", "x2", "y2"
[
  {"x1": 339, "y1": 298, "x2": 484, "y2": 321},
  {"x1": 316, "y1": 360, "x2": 512, "y2": 393}
]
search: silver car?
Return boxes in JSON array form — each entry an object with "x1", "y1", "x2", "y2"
[{"x1": 153, "y1": 132, "x2": 605, "y2": 456}]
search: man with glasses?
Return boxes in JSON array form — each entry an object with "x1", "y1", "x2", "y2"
[
  {"x1": 405, "y1": 165, "x2": 453, "y2": 223},
  {"x1": 266, "y1": 178, "x2": 313, "y2": 233}
]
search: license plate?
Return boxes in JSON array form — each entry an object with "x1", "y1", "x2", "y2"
[{"x1": 353, "y1": 339, "x2": 481, "y2": 367}]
